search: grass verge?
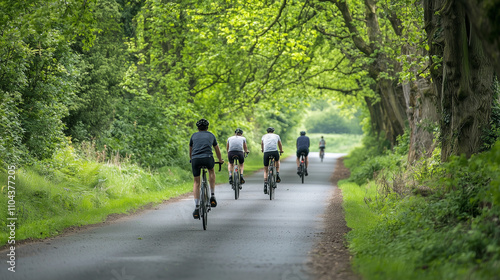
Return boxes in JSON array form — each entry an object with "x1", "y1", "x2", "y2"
[{"x1": 339, "y1": 140, "x2": 500, "y2": 280}]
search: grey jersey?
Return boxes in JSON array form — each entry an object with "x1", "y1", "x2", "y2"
[
  {"x1": 261, "y1": 133, "x2": 281, "y2": 152},
  {"x1": 227, "y1": 135, "x2": 246, "y2": 152},
  {"x1": 189, "y1": 131, "x2": 218, "y2": 159}
]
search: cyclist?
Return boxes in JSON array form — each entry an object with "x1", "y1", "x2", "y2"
[
  {"x1": 227, "y1": 128, "x2": 249, "y2": 185},
  {"x1": 319, "y1": 136, "x2": 326, "y2": 155},
  {"x1": 261, "y1": 127, "x2": 284, "y2": 194},
  {"x1": 189, "y1": 118, "x2": 224, "y2": 219},
  {"x1": 296, "y1": 131, "x2": 310, "y2": 176}
]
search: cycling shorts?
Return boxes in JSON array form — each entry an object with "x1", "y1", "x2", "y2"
[
  {"x1": 296, "y1": 148, "x2": 309, "y2": 158},
  {"x1": 191, "y1": 157, "x2": 215, "y2": 177},
  {"x1": 228, "y1": 151, "x2": 245, "y2": 164},
  {"x1": 263, "y1": 151, "x2": 280, "y2": 167},
  {"x1": 319, "y1": 146, "x2": 325, "y2": 151}
]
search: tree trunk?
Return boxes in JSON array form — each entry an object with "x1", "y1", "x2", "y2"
[
  {"x1": 405, "y1": 77, "x2": 440, "y2": 162},
  {"x1": 424, "y1": 0, "x2": 495, "y2": 161},
  {"x1": 459, "y1": 0, "x2": 500, "y2": 76}
]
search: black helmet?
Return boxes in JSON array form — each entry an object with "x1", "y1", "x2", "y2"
[
  {"x1": 267, "y1": 127, "x2": 275, "y2": 133},
  {"x1": 235, "y1": 128, "x2": 243, "y2": 134},
  {"x1": 196, "y1": 118, "x2": 209, "y2": 128},
  {"x1": 300, "y1": 131, "x2": 306, "y2": 136}
]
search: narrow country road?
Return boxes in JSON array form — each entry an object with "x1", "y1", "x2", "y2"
[{"x1": 2, "y1": 153, "x2": 346, "y2": 280}]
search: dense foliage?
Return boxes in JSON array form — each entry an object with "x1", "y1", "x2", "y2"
[{"x1": 342, "y1": 133, "x2": 500, "y2": 279}]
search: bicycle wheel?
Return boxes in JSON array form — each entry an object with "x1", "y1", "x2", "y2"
[
  {"x1": 200, "y1": 183, "x2": 208, "y2": 230},
  {"x1": 234, "y1": 166, "x2": 240, "y2": 200},
  {"x1": 320, "y1": 150, "x2": 324, "y2": 162},
  {"x1": 301, "y1": 162, "x2": 305, "y2": 184},
  {"x1": 269, "y1": 165, "x2": 275, "y2": 200}
]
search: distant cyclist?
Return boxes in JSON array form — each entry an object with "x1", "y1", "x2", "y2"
[
  {"x1": 261, "y1": 127, "x2": 284, "y2": 194},
  {"x1": 296, "y1": 131, "x2": 310, "y2": 176},
  {"x1": 319, "y1": 136, "x2": 326, "y2": 153},
  {"x1": 189, "y1": 118, "x2": 224, "y2": 219},
  {"x1": 227, "y1": 128, "x2": 249, "y2": 185}
]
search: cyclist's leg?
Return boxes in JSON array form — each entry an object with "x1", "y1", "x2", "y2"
[
  {"x1": 208, "y1": 168, "x2": 218, "y2": 207},
  {"x1": 237, "y1": 152, "x2": 245, "y2": 183},
  {"x1": 263, "y1": 152, "x2": 270, "y2": 181},
  {"x1": 192, "y1": 175, "x2": 201, "y2": 218},
  {"x1": 238, "y1": 152, "x2": 245, "y2": 175},
  {"x1": 208, "y1": 168, "x2": 216, "y2": 193},
  {"x1": 227, "y1": 152, "x2": 235, "y2": 184},
  {"x1": 193, "y1": 176, "x2": 201, "y2": 203},
  {"x1": 275, "y1": 151, "x2": 281, "y2": 183},
  {"x1": 191, "y1": 158, "x2": 202, "y2": 205},
  {"x1": 191, "y1": 160, "x2": 202, "y2": 219}
]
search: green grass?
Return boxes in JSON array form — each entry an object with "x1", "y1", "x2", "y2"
[
  {"x1": 339, "y1": 140, "x2": 500, "y2": 280},
  {"x1": 0, "y1": 147, "x2": 194, "y2": 246}
]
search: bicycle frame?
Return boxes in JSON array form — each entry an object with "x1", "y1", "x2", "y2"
[
  {"x1": 232, "y1": 156, "x2": 240, "y2": 200},
  {"x1": 199, "y1": 167, "x2": 210, "y2": 230},
  {"x1": 199, "y1": 162, "x2": 223, "y2": 230},
  {"x1": 267, "y1": 156, "x2": 276, "y2": 200}
]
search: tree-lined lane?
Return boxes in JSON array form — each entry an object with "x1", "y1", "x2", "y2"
[{"x1": 2, "y1": 153, "x2": 346, "y2": 280}]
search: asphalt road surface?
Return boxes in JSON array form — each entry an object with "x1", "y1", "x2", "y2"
[{"x1": 1, "y1": 152, "x2": 346, "y2": 280}]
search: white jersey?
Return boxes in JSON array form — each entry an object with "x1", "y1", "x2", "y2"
[
  {"x1": 227, "y1": 135, "x2": 246, "y2": 152},
  {"x1": 261, "y1": 133, "x2": 281, "y2": 152}
]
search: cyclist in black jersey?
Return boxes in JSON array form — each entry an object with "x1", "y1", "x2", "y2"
[
  {"x1": 296, "y1": 131, "x2": 310, "y2": 176},
  {"x1": 189, "y1": 119, "x2": 224, "y2": 219}
]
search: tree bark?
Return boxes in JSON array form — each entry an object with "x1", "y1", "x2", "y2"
[
  {"x1": 459, "y1": 0, "x2": 500, "y2": 76},
  {"x1": 424, "y1": 0, "x2": 495, "y2": 161},
  {"x1": 405, "y1": 77, "x2": 439, "y2": 162}
]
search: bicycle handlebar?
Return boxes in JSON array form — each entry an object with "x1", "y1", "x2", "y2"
[{"x1": 214, "y1": 162, "x2": 224, "y2": 172}]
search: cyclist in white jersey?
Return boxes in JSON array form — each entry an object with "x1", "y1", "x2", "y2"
[
  {"x1": 319, "y1": 136, "x2": 326, "y2": 151},
  {"x1": 261, "y1": 127, "x2": 284, "y2": 194},
  {"x1": 227, "y1": 128, "x2": 249, "y2": 184}
]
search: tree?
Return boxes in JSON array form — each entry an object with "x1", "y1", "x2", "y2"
[
  {"x1": 424, "y1": 0, "x2": 495, "y2": 161},
  {"x1": 0, "y1": 0, "x2": 97, "y2": 166}
]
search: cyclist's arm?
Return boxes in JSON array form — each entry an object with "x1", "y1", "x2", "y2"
[
  {"x1": 214, "y1": 145, "x2": 223, "y2": 163},
  {"x1": 243, "y1": 141, "x2": 249, "y2": 153},
  {"x1": 261, "y1": 140, "x2": 264, "y2": 153},
  {"x1": 189, "y1": 146, "x2": 193, "y2": 160},
  {"x1": 226, "y1": 141, "x2": 230, "y2": 153},
  {"x1": 278, "y1": 140, "x2": 283, "y2": 154}
]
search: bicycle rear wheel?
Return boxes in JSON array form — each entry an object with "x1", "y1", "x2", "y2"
[
  {"x1": 201, "y1": 182, "x2": 208, "y2": 230},
  {"x1": 269, "y1": 165, "x2": 275, "y2": 200},
  {"x1": 301, "y1": 162, "x2": 305, "y2": 184},
  {"x1": 234, "y1": 167, "x2": 240, "y2": 200}
]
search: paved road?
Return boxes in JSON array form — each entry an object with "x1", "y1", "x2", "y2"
[{"x1": 1, "y1": 153, "x2": 346, "y2": 280}]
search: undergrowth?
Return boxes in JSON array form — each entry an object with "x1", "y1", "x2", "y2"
[{"x1": 340, "y1": 133, "x2": 500, "y2": 279}]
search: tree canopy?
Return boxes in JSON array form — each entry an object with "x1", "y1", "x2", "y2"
[{"x1": 1, "y1": 0, "x2": 499, "y2": 169}]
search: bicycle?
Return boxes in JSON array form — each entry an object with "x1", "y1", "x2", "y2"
[
  {"x1": 267, "y1": 152, "x2": 282, "y2": 200},
  {"x1": 198, "y1": 162, "x2": 223, "y2": 230},
  {"x1": 319, "y1": 148, "x2": 325, "y2": 162},
  {"x1": 231, "y1": 152, "x2": 248, "y2": 200},
  {"x1": 298, "y1": 152, "x2": 306, "y2": 184}
]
